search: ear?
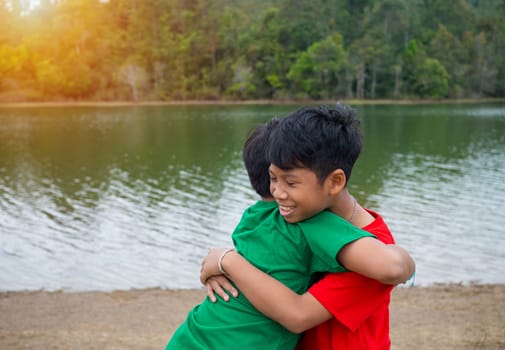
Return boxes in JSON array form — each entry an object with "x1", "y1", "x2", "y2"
[{"x1": 326, "y1": 169, "x2": 346, "y2": 195}]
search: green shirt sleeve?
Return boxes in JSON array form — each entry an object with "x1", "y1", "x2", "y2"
[{"x1": 298, "y1": 210, "x2": 375, "y2": 273}]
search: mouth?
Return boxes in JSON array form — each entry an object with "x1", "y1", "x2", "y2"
[{"x1": 278, "y1": 204, "x2": 295, "y2": 217}]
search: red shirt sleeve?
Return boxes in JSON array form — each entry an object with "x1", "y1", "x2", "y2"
[
  {"x1": 307, "y1": 209, "x2": 394, "y2": 331},
  {"x1": 308, "y1": 272, "x2": 392, "y2": 331}
]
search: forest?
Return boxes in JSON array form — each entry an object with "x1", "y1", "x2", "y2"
[{"x1": 1, "y1": 0, "x2": 505, "y2": 102}]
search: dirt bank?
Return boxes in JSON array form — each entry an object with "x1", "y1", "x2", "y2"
[{"x1": 0, "y1": 284, "x2": 504, "y2": 350}]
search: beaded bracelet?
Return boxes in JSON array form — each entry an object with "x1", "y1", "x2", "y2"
[
  {"x1": 218, "y1": 248, "x2": 235, "y2": 275},
  {"x1": 406, "y1": 271, "x2": 416, "y2": 287}
]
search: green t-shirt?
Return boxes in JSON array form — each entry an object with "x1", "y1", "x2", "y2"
[{"x1": 166, "y1": 200, "x2": 374, "y2": 350}]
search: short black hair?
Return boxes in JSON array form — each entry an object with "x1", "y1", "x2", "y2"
[
  {"x1": 269, "y1": 104, "x2": 361, "y2": 184},
  {"x1": 243, "y1": 118, "x2": 280, "y2": 198}
]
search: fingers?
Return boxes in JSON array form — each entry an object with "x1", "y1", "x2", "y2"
[
  {"x1": 205, "y1": 276, "x2": 239, "y2": 303},
  {"x1": 215, "y1": 275, "x2": 239, "y2": 298},
  {"x1": 206, "y1": 277, "x2": 230, "y2": 301},
  {"x1": 206, "y1": 282, "x2": 217, "y2": 302}
]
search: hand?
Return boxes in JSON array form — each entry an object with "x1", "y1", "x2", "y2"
[
  {"x1": 200, "y1": 247, "x2": 233, "y2": 284},
  {"x1": 205, "y1": 275, "x2": 239, "y2": 302}
]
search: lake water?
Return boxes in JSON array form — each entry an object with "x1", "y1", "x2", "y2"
[{"x1": 1, "y1": 103, "x2": 504, "y2": 291}]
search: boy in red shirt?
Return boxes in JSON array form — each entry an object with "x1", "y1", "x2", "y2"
[
  {"x1": 295, "y1": 210, "x2": 395, "y2": 350},
  {"x1": 201, "y1": 104, "x2": 415, "y2": 349}
]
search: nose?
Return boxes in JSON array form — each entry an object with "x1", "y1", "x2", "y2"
[{"x1": 271, "y1": 182, "x2": 288, "y2": 200}]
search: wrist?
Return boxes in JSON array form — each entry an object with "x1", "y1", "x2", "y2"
[{"x1": 217, "y1": 248, "x2": 235, "y2": 276}]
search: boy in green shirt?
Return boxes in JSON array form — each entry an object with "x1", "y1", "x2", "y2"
[{"x1": 166, "y1": 107, "x2": 413, "y2": 349}]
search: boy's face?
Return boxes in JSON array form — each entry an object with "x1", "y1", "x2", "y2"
[{"x1": 269, "y1": 164, "x2": 331, "y2": 223}]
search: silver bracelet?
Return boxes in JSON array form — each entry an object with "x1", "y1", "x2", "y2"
[{"x1": 217, "y1": 248, "x2": 235, "y2": 275}]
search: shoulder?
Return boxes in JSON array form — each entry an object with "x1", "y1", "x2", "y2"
[
  {"x1": 234, "y1": 201, "x2": 277, "y2": 230},
  {"x1": 298, "y1": 210, "x2": 374, "y2": 243},
  {"x1": 362, "y1": 209, "x2": 395, "y2": 244},
  {"x1": 249, "y1": 200, "x2": 277, "y2": 210},
  {"x1": 299, "y1": 210, "x2": 350, "y2": 227},
  {"x1": 237, "y1": 200, "x2": 303, "y2": 234},
  {"x1": 242, "y1": 200, "x2": 277, "y2": 217}
]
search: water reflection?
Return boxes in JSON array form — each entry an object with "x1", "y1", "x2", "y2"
[
  {"x1": 0, "y1": 103, "x2": 504, "y2": 291},
  {"x1": 371, "y1": 150, "x2": 505, "y2": 285},
  {"x1": 354, "y1": 103, "x2": 505, "y2": 286}
]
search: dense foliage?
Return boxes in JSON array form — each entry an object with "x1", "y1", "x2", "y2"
[{"x1": 1, "y1": 0, "x2": 505, "y2": 101}]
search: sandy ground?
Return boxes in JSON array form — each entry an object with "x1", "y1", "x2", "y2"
[{"x1": 0, "y1": 284, "x2": 504, "y2": 350}]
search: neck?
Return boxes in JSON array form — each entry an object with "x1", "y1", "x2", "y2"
[{"x1": 329, "y1": 189, "x2": 357, "y2": 223}]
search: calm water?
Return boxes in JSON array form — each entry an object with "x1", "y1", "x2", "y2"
[{"x1": 0, "y1": 103, "x2": 504, "y2": 291}]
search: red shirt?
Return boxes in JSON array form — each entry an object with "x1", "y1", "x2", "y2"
[{"x1": 296, "y1": 209, "x2": 394, "y2": 350}]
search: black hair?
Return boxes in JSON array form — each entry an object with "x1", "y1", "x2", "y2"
[
  {"x1": 242, "y1": 118, "x2": 280, "y2": 198},
  {"x1": 269, "y1": 104, "x2": 361, "y2": 184}
]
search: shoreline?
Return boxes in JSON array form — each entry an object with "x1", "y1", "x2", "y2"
[
  {"x1": 1, "y1": 284, "x2": 504, "y2": 350},
  {"x1": 0, "y1": 97, "x2": 504, "y2": 108},
  {"x1": 0, "y1": 280, "x2": 500, "y2": 294}
]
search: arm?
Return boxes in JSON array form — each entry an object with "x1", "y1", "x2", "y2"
[
  {"x1": 201, "y1": 248, "x2": 332, "y2": 334},
  {"x1": 337, "y1": 237, "x2": 416, "y2": 285},
  {"x1": 201, "y1": 241, "x2": 415, "y2": 333}
]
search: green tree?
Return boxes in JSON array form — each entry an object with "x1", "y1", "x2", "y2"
[
  {"x1": 287, "y1": 33, "x2": 347, "y2": 99},
  {"x1": 414, "y1": 57, "x2": 449, "y2": 98},
  {"x1": 237, "y1": 6, "x2": 285, "y2": 98},
  {"x1": 1, "y1": 0, "x2": 505, "y2": 101},
  {"x1": 402, "y1": 39, "x2": 427, "y2": 97},
  {"x1": 464, "y1": 31, "x2": 499, "y2": 97},
  {"x1": 428, "y1": 24, "x2": 467, "y2": 97},
  {"x1": 420, "y1": 0, "x2": 474, "y2": 37}
]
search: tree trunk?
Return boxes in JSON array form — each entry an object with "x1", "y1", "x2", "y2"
[
  {"x1": 394, "y1": 65, "x2": 402, "y2": 98},
  {"x1": 356, "y1": 64, "x2": 365, "y2": 99},
  {"x1": 124, "y1": 65, "x2": 138, "y2": 101},
  {"x1": 371, "y1": 66, "x2": 377, "y2": 99}
]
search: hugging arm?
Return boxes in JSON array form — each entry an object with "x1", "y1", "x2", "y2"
[
  {"x1": 201, "y1": 249, "x2": 332, "y2": 333},
  {"x1": 337, "y1": 237, "x2": 415, "y2": 285},
  {"x1": 200, "y1": 240, "x2": 415, "y2": 333}
]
